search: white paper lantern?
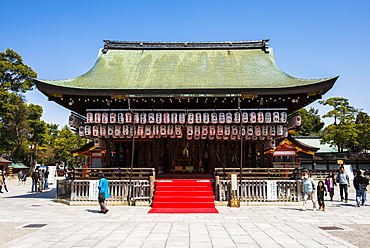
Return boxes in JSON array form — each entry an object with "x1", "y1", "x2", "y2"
[
  {"x1": 201, "y1": 125, "x2": 208, "y2": 139},
  {"x1": 117, "y1": 113, "x2": 125, "y2": 123},
  {"x1": 269, "y1": 125, "x2": 276, "y2": 136},
  {"x1": 277, "y1": 125, "x2": 284, "y2": 136},
  {"x1": 93, "y1": 126, "x2": 99, "y2": 136},
  {"x1": 133, "y1": 113, "x2": 140, "y2": 124},
  {"x1": 265, "y1": 112, "x2": 272, "y2": 123},
  {"x1": 148, "y1": 113, "x2": 155, "y2": 123},
  {"x1": 249, "y1": 112, "x2": 256, "y2": 123},
  {"x1": 99, "y1": 126, "x2": 106, "y2": 137},
  {"x1": 203, "y1": 113, "x2": 210, "y2": 124},
  {"x1": 242, "y1": 112, "x2": 248, "y2": 123},
  {"x1": 234, "y1": 112, "x2": 241, "y2": 123},
  {"x1": 247, "y1": 125, "x2": 254, "y2": 136},
  {"x1": 108, "y1": 126, "x2": 114, "y2": 136},
  {"x1": 280, "y1": 112, "x2": 287, "y2": 123},
  {"x1": 85, "y1": 126, "x2": 91, "y2": 136},
  {"x1": 179, "y1": 113, "x2": 186, "y2": 124},
  {"x1": 140, "y1": 113, "x2": 147, "y2": 124},
  {"x1": 255, "y1": 125, "x2": 261, "y2": 136},
  {"x1": 122, "y1": 125, "x2": 129, "y2": 135},
  {"x1": 114, "y1": 126, "x2": 121, "y2": 137},
  {"x1": 187, "y1": 113, "x2": 194, "y2": 124},
  {"x1": 156, "y1": 113, "x2": 162, "y2": 124},
  {"x1": 226, "y1": 112, "x2": 233, "y2": 124},
  {"x1": 125, "y1": 113, "x2": 132, "y2": 123},
  {"x1": 171, "y1": 113, "x2": 178, "y2": 124},
  {"x1": 79, "y1": 126, "x2": 85, "y2": 136},
  {"x1": 102, "y1": 113, "x2": 109, "y2": 124},
  {"x1": 219, "y1": 112, "x2": 225, "y2": 124},
  {"x1": 195, "y1": 113, "x2": 202, "y2": 123},
  {"x1": 86, "y1": 112, "x2": 93, "y2": 123},
  {"x1": 163, "y1": 113, "x2": 170, "y2": 124},
  {"x1": 211, "y1": 112, "x2": 218, "y2": 124},
  {"x1": 109, "y1": 113, "x2": 116, "y2": 123},
  {"x1": 94, "y1": 113, "x2": 101, "y2": 123},
  {"x1": 257, "y1": 112, "x2": 264, "y2": 123}
]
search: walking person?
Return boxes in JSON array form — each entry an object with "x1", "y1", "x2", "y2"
[
  {"x1": 0, "y1": 171, "x2": 9, "y2": 193},
  {"x1": 18, "y1": 170, "x2": 23, "y2": 186},
  {"x1": 353, "y1": 170, "x2": 369, "y2": 207},
  {"x1": 0, "y1": 171, "x2": 8, "y2": 193},
  {"x1": 31, "y1": 170, "x2": 39, "y2": 193},
  {"x1": 98, "y1": 173, "x2": 110, "y2": 214},
  {"x1": 317, "y1": 180, "x2": 327, "y2": 211},
  {"x1": 43, "y1": 167, "x2": 49, "y2": 190},
  {"x1": 336, "y1": 166, "x2": 350, "y2": 203},
  {"x1": 301, "y1": 171, "x2": 317, "y2": 211},
  {"x1": 325, "y1": 171, "x2": 336, "y2": 201},
  {"x1": 38, "y1": 169, "x2": 45, "y2": 192}
]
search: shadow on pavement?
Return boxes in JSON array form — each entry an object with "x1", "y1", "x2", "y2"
[
  {"x1": 3, "y1": 188, "x2": 56, "y2": 199},
  {"x1": 86, "y1": 209, "x2": 101, "y2": 214}
]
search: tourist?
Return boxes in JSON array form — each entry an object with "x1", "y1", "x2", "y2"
[
  {"x1": 317, "y1": 180, "x2": 327, "y2": 211},
  {"x1": 21, "y1": 171, "x2": 27, "y2": 185},
  {"x1": 325, "y1": 171, "x2": 336, "y2": 201},
  {"x1": 353, "y1": 170, "x2": 369, "y2": 207},
  {"x1": 336, "y1": 166, "x2": 350, "y2": 203},
  {"x1": 38, "y1": 169, "x2": 45, "y2": 192},
  {"x1": 18, "y1": 170, "x2": 23, "y2": 186},
  {"x1": 0, "y1": 171, "x2": 8, "y2": 193},
  {"x1": 98, "y1": 173, "x2": 110, "y2": 214},
  {"x1": 301, "y1": 171, "x2": 317, "y2": 211},
  {"x1": 31, "y1": 170, "x2": 39, "y2": 193},
  {"x1": 43, "y1": 167, "x2": 49, "y2": 189}
]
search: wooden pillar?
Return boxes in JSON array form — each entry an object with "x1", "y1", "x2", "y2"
[
  {"x1": 105, "y1": 139, "x2": 111, "y2": 168},
  {"x1": 153, "y1": 139, "x2": 159, "y2": 174},
  {"x1": 259, "y1": 142, "x2": 265, "y2": 168},
  {"x1": 115, "y1": 142, "x2": 120, "y2": 167},
  {"x1": 245, "y1": 142, "x2": 250, "y2": 168},
  {"x1": 251, "y1": 142, "x2": 256, "y2": 168}
]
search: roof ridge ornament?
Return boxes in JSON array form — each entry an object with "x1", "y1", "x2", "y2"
[{"x1": 102, "y1": 39, "x2": 270, "y2": 54}]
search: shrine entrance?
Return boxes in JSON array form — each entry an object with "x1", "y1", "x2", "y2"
[{"x1": 108, "y1": 138, "x2": 267, "y2": 178}]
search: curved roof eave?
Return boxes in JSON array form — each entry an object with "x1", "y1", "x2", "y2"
[{"x1": 35, "y1": 76, "x2": 337, "y2": 97}]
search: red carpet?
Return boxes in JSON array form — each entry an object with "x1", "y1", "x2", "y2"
[{"x1": 148, "y1": 179, "x2": 219, "y2": 214}]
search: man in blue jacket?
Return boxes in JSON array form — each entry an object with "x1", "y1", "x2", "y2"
[{"x1": 98, "y1": 173, "x2": 110, "y2": 214}]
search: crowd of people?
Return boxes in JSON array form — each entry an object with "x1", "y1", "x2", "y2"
[
  {"x1": 301, "y1": 166, "x2": 369, "y2": 211},
  {"x1": 30, "y1": 167, "x2": 50, "y2": 192}
]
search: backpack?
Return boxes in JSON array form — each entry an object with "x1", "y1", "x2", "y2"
[{"x1": 359, "y1": 183, "x2": 367, "y2": 191}]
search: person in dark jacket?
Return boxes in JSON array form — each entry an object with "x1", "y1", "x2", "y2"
[
  {"x1": 317, "y1": 180, "x2": 327, "y2": 211},
  {"x1": 353, "y1": 170, "x2": 369, "y2": 207}
]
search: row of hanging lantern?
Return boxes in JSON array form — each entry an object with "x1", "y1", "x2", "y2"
[
  {"x1": 83, "y1": 111, "x2": 288, "y2": 125},
  {"x1": 79, "y1": 124, "x2": 289, "y2": 140}
]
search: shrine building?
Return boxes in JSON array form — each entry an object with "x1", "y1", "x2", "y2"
[{"x1": 35, "y1": 40, "x2": 338, "y2": 177}]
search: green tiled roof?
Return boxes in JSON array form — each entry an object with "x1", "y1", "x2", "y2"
[{"x1": 36, "y1": 48, "x2": 336, "y2": 91}]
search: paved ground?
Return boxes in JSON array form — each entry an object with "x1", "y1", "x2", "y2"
[{"x1": 1, "y1": 178, "x2": 369, "y2": 248}]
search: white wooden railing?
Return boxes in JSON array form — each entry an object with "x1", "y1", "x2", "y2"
[
  {"x1": 57, "y1": 179, "x2": 151, "y2": 202},
  {"x1": 216, "y1": 180, "x2": 301, "y2": 202}
]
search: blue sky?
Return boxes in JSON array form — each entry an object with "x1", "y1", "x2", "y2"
[{"x1": 1, "y1": 0, "x2": 370, "y2": 127}]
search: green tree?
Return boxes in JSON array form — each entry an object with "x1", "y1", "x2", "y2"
[
  {"x1": 0, "y1": 49, "x2": 37, "y2": 160},
  {"x1": 53, "y1": 126, "x2": 86, "y2": 167},
  {"x1": 355, "y1": 111, "x2": 370, "y2": 153},
  {"x1": 319, "y1": 97, "x2": 359, "y2": 152},
  {"x1": 293, "y1": 107, "x2": 324, "y2": 136}
]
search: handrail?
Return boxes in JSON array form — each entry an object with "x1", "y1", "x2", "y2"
[
  {"x1": 73, "y1": 167, "x2": 155, "y2": 180},
  {"x1": 214, "y1": 167, "x2": 295, "y2": 180}
]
